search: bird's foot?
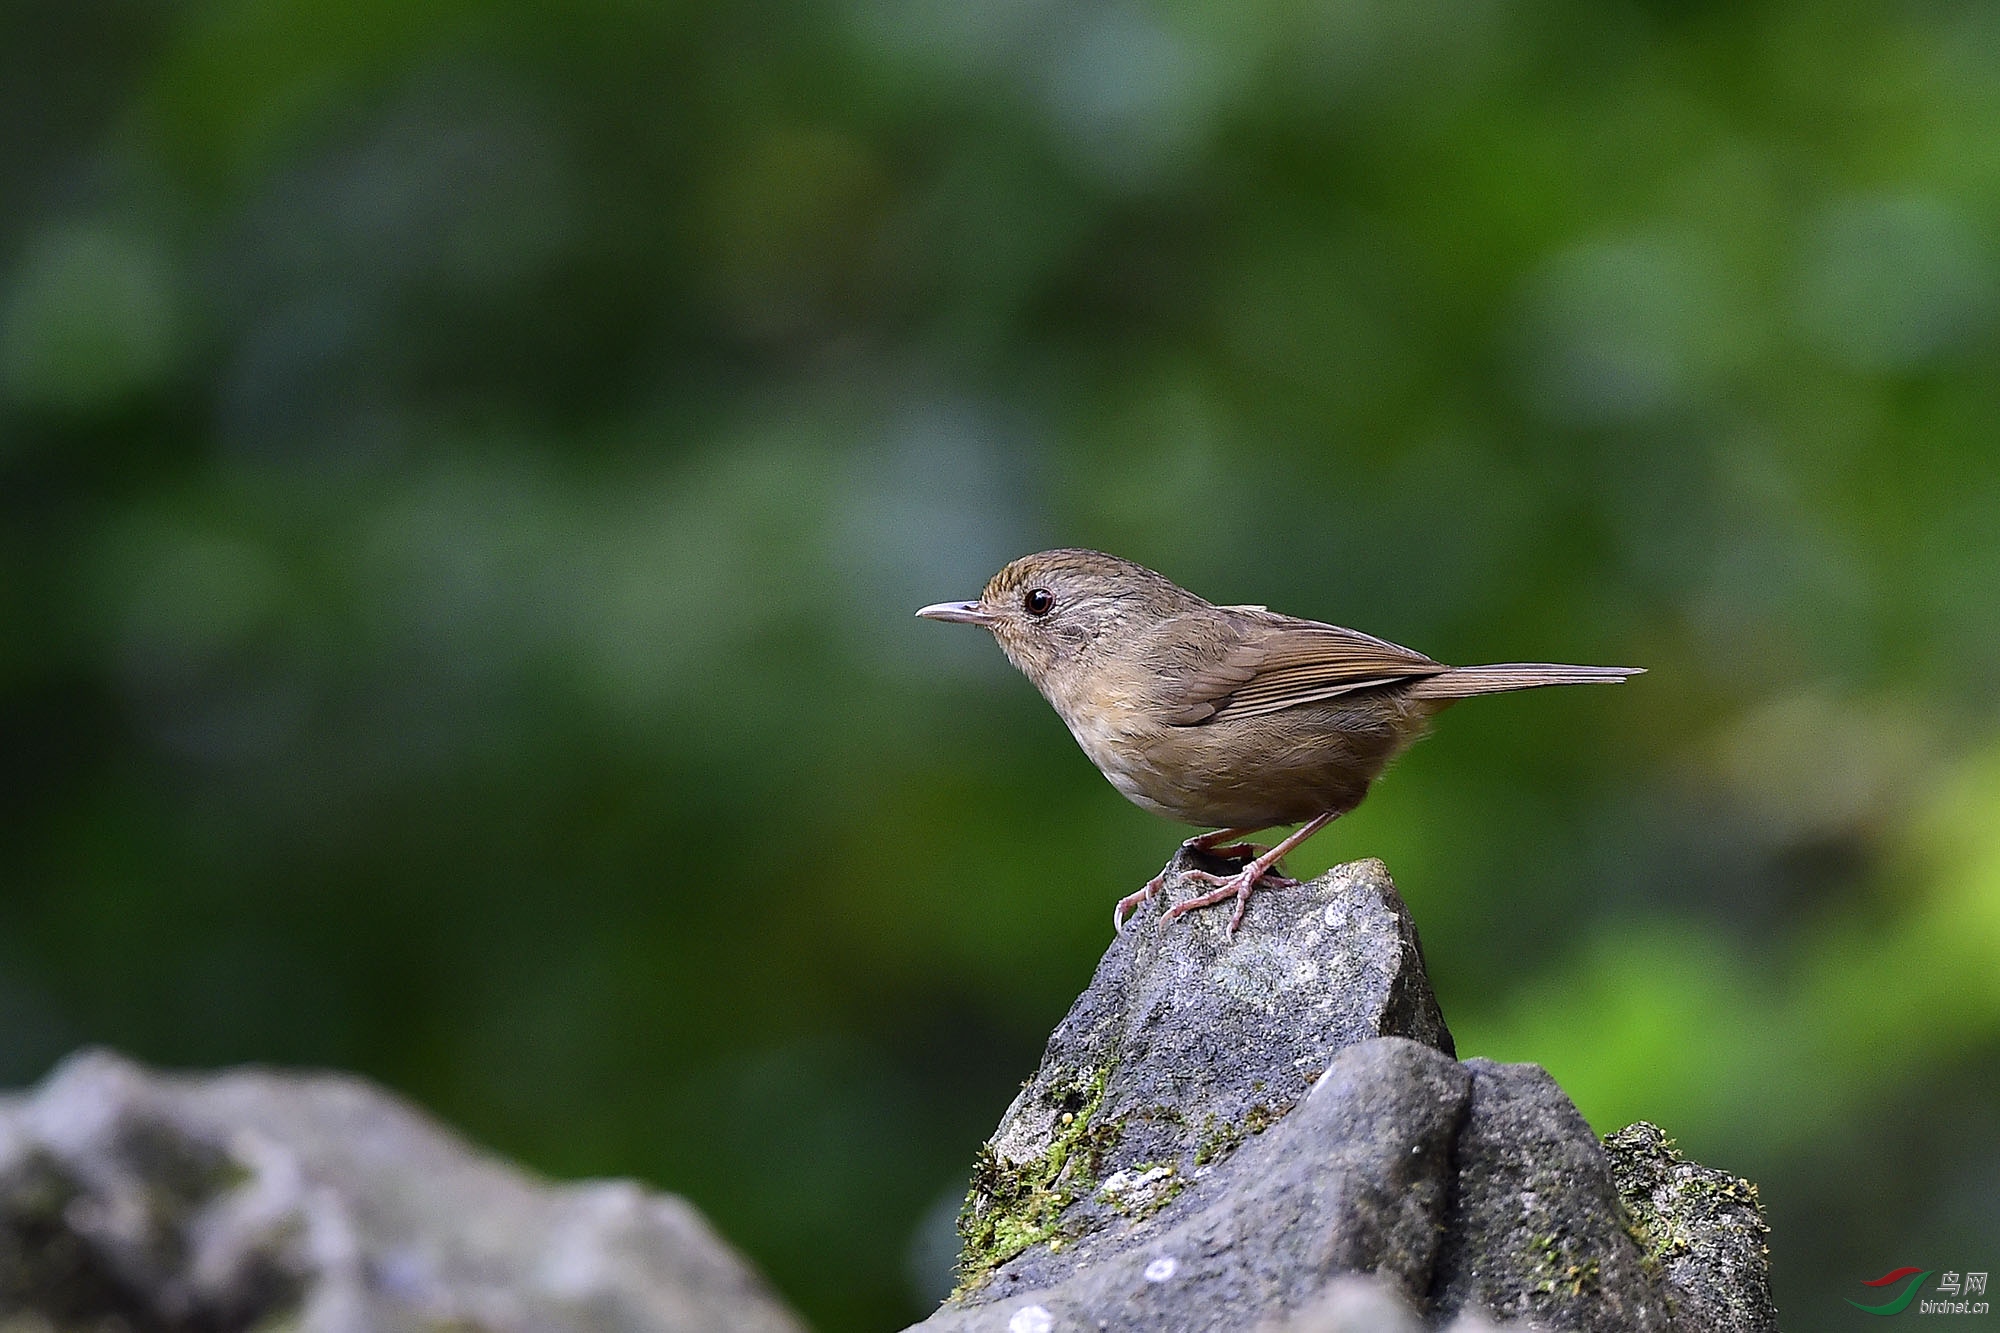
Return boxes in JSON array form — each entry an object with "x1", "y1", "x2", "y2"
[
  {"x1": 1117, "y1": 829, "x2": 1286, "y2": 933},
  {"x1": 1118, "y1": 834, "x2": 1270, "y2": 932},
  {"x1": 1161, "y1": 863, "x2": 1301, "y2": 937}
]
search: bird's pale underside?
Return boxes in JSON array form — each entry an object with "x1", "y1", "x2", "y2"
[{"x1": 918, "y1": 549, "x2": 1641, "y2": 936}]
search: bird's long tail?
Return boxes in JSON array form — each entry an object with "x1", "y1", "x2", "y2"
[{"x1": 1405, "y1": 662, "x2": 1643, "y2": 700}]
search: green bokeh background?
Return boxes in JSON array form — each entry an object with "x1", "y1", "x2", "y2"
[{"x1": 5, "y1": 0, "x2": 1999, "y2": 1328}]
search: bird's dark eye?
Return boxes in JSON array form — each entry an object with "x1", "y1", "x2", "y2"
[{"x1": 1024, "y1": 588, "x2": 1055, "y2": 617}]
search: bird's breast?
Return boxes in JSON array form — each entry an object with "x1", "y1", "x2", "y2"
[
  {"x1": 1051, "y1": 686, "x2": 1426, "y2": 829},
  {"x1": 1056, "y1": 705, "x2": 1189, "y2": 821}
]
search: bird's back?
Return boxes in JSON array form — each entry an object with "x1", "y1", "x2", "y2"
[{"x1": 1052, "y1": 604, "x2": 1636, "y2": 829}]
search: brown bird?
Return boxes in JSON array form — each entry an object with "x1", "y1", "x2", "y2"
[{"x1": 917, "y1": 549, "x2": 1641, "y2": 936}]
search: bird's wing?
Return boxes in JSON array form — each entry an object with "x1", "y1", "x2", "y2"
[{"x1": 1149, "y1": 611, "x2": 1448, "y2": 726}]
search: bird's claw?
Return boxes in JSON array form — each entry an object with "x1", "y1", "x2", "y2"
[
  {"x1": 1160, "y1": 865, "x2": 1301, "y2": 936},
  {"x1": 1113, "y1": 869, "x2": 1170, "y2": 933}
]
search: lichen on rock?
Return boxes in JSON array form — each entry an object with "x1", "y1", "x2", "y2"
[{"x1": 1605, "y1": 1121, "x2": 1778, "y2": 1333}]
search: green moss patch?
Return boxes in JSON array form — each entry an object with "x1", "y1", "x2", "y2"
[
  {"x1": 953, "y1": 1069, "x2": 1120, "y2": 1296},
  {"x1": 1527, "y1": 1230, "x2": 1602, "y2": 1299}
]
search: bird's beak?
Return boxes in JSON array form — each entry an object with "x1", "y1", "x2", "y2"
[{"x1": 915, "y1": 600, "x2": 996, "y2": 627}]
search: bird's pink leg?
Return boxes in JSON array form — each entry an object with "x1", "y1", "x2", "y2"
[
  {"x1": 1113, "y1": 826, "x2": 1268, "y2": 932},
  {"x1": 1160, "y1": 812, "x2": 1339, "y2": 936}
]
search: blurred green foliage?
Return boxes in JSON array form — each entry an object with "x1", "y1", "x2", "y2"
[{"x1": 5, "y1": 0, "x2": 1999, "y2": 1327}]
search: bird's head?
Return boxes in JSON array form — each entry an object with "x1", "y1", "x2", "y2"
[{"x1": 916, "y1": 548, "x2": 1202, "y2": 693}]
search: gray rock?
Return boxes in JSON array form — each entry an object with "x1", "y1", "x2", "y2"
[
  {"x1": 951, "y1": 855, "x2": 1454, "y2": 1302},
  {"x1": 918, "y1": 1039, "x2": 1469, "y2": 1333},
  {"x1": 0, "y1": 1048, "x2": 807, "y2": 1333},
  {"x1": 912, "y1": 855, "x2": 1778, "y2": 1333},
  {"x1": 1604, "y1": 1123, "x2": 1777, "y2": 1333},
  {"x1": 1428, "y1": 1061, "x2": 1675, "y2": 1332},
  {"x1": 1271, "y1": 1275, "x2": 1430, "y2": 1333},
  {"x1": 1269, "y1": 1274, "x2": 1517, "y2": 1333}
]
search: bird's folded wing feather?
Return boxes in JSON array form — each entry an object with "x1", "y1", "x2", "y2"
[{"x1": 1149, "y1": 611, "x2": 1448, "y2": 725}]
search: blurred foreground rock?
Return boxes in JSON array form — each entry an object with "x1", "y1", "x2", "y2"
[
  {"x1": 910, "y1": 854, "x2": 1776, "y2": 1333},
  {"x1": 0, "y1": 1050, "x2": 806, "y2": 1333}
]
